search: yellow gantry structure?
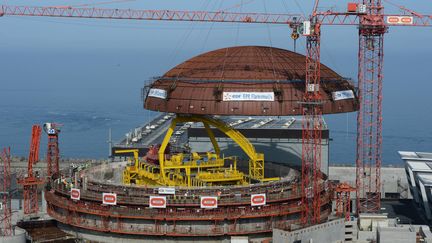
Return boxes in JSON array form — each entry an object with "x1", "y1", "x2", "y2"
[{"x1": 121, "y1": 115, "x2": 278, "y2": 187}]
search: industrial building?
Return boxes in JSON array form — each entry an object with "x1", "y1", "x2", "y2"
[{"x1": 399, "y1": 151, "x2": 432, "y2": 221}]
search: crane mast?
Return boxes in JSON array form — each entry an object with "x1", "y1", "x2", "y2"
[
  {"x1": 17, "y1": 125, "x2": 44, "y2": 215},
  {"x1": 356, "y1": 0, "x2": 387, "y2": 214},
  {"x1": 0, "y1": 148, "x2": 12, "y2": 236},
  {"x1": 301, "y1": 21, "x2": 323, "y2": 225}
]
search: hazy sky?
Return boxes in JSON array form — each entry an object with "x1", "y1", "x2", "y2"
[{"x1": 0, "y1": 0, "x2": 431, "y2": 162}]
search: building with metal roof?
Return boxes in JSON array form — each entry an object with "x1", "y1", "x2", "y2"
[{"x1": 399, "y1": 151, "x2": 432, "y2": 220}]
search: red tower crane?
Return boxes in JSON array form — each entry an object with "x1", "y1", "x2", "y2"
[
  {"x1": 17, "y1": 125, "x2": 44, "y2": 215},
  {"x1": 301, "y1": 0, "x2": 324, "y2": 225},
  {"x1": 0, "y1": 147, "x2": 12, "y2": 236},
  {"x1": 0, "y1": 2, "x2": 431, "y2": 225},
  {"x1": 43, "y1": 123, "x2": 61, "y2": 178},
  {"x1": 355, "y1": 0, "x2": 386, "y2": 214}
]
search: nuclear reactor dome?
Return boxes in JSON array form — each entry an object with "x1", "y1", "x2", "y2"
[{"x1": 144, "y1": 46, "x2": 358, "y2": 116}]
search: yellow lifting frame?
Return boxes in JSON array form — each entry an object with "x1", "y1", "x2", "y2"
[
  {"x1": 158, "y1": 115, "x2": 277, "y2": 182},
  {"x1": 115, "y1": 149, "x2": 139, "y2": 171}
]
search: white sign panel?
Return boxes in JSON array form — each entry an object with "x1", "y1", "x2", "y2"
[
  {"x1": 302, "y1": 21, "x2": 311, "y2": 36},
  {"x1": 71, "y1": 188, "x2": 80, "y2": 200},
  {"x1": 307, "y1": 84, "x2": 319, "y2": 92},
  {"x1": 149, "y1": 196, "x2": 167, "y2": 208},
  {"x1": 332, "y1": 90, "x2": 355, "y2": 101},
  {"x1": 148, "y1": 88, "x2": 167, "y2": 99},
  {"x1": 158, "y1": 187, "x2": 176, "y2": 195},
  {"x1": 222, "y1": 92, "x2": 274, "y2": 101},
  {"x1": 386, "y1": 16, "x2": 413, "y2": 25},
  {"x1": 251, "y1": 194, "x2": 266, "y2": 206},
  {"x1": 102, "y1": 193, "x2": 117, "y2": 205},
  {"x1": 200, "y1": 196, "x2": 218, "y2": 209},
  {"x1": 358, "y1": 4, "x2": 367, "y2": 13}
]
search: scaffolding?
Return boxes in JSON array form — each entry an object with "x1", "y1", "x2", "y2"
[
  {"x1": 45, "y1": 168, "x2": 332, "y2": 237},
  {"x1": 335, "y1": 183, "x2": 356, "y2": 221},
  {"x1": 0, "y1": 147, "x2": 12, "y2": 236}
]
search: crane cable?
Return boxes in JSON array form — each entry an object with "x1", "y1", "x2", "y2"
[{"x1": 262, "y1": 0, "x2": 278, "y2": 82}]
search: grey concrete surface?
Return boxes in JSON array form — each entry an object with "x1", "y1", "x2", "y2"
[
  {"x1": 273, "y1": 219, "x2": 345, "y2": 243},
  {"x1": 329, "y1": 166, "x2": 410, "y2": 199},
  {"x1": 0, "y1": 227, "x2": 26, "y2": 243}
]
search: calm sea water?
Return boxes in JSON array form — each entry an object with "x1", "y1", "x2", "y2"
[{"x1": 1, "y1": 98, "x2": 431, "y2": 165}]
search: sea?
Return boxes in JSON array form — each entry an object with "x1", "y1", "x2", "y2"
[{"x1": 1, "y1": 97, "x2": 431, "y2": 165}]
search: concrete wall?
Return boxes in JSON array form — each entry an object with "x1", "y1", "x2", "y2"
[
  {"x1": 272, "y1": 219, "x2": 345, "y2": 243},
  {"x1": 59, "y1": 224, "x2": 233, "y2": 243},
  {"x1": 329, "y1": 166, "x2": 410, "y2": 199},
  {"x1": 0, "y1": 227, "x2": 26, "y2": 243},
  {"x1": 377, "y1": 226, "x2": 416, "y2": 243}
]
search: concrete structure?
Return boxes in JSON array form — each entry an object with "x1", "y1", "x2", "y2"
[
  {"x1": 0, "y1": 227, "x2": 26, "y2": 243},
  {"x1": 272, "y1": 218, "x2": 345, "y2": 243},
  {"x1": 399, "y1": 151, "x2": 432, "y2": 220},
  {"x1": 44, "y1": 161, "x2": 333, "y2": 242},
  {"x1": 377, "y1": 226, "x2": 416, "y2": 243},
  {"x1": 329, "y1": 166, "x2": 410, "y2": 200},
  {"x1": 355, "y1": 214, "x2": 432, "y2": 243}
]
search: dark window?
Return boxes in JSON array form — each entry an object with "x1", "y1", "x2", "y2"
[{"x1": 385, "y1": 192, "x2": 400, "y2": 199}]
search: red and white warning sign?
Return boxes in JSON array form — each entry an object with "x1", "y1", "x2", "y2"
[
  {"x1": 102, "y1": 193, "x2": 117, "y2": 205},
  {"x1": 251, "y1": 193, "x2": 266, "y2": 206},
  {"x1": 386, "y1": 16, "x2": 413, "y2": 25},
  {"x1": 200, "y1": 196, "x2": 218, "y2": 209},
  {"x1": 70, "y1": 188, "x2": 80, "y2": 200},
  {"x1": 149, "y1": 196, "x2": 167, "y2": 208}
]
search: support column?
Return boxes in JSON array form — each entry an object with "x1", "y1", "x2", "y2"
[
  {"x1": 418, "y1": 181, "x2": 431, "y2": 220},
  {"x1": 408, "y1": 167, "x2": 419, "y2": 203}
]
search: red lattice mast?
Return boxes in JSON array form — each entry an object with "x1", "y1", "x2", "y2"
[
  {"x1": 356, "y1": 0, "x2": 386, "y2": 214},
  {"x1": 0, "y1": 147, "x2": 12, "y2": 236},
  {"x1": 44, "y1": 123, "x2": 61, "y2": 178},
  {"x1": 335, "y1": 183, "x2": 356, "y2": 221},
  {"x1": 301, "y1": 1, "x2": 323, "y2": 225},
  {"x1": 18, "y1": 125, "x2": 43, "y2": 215}
]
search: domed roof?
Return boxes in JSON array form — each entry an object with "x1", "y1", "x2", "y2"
[
  {"x1": 144, "y1": 46, "x2": 358, "y2": 116},
  {"x1": 162, "y1": 46, "x2": 341, "y2": 81}
]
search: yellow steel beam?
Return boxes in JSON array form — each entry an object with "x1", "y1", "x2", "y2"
[
  {"x1": 203, "y1": 122, "x2": 220, "y2": 157},
  {"x1": 115, "y1": 149, "x2": 139, "y2": 171},
  {"x1": 158, "y1": 119, "x2": 177, "y2": 182},
  {"x1": 156, "y1": 115, "x2": 274, "y2": 184}
]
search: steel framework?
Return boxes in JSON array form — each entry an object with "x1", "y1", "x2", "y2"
[
  {"x1": 356, "y1": 0, "x2": 387, "y2": 214},
  {"x1": 0, "y1": 5, "x2": 431, "y2": 26},
  {"x1": 0, "y1": 147, "x2": 12, "y2": 236},
  {"x1": 47, "y1": 133, "x2": 60, "y2": 178},
  {"x1": 301, "y1": 16, "x2": 323, "y2": 225},
  {"x1": 18, "y1": 125, "x2": 43, "y2": 215},
  {"x1": 335, "y1": 183, "x2": 356, "y2": 221}
]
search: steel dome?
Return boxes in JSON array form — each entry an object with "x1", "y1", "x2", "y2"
[{"x1": 144, "y1": 46, "x2": 358, "y2": 116}]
